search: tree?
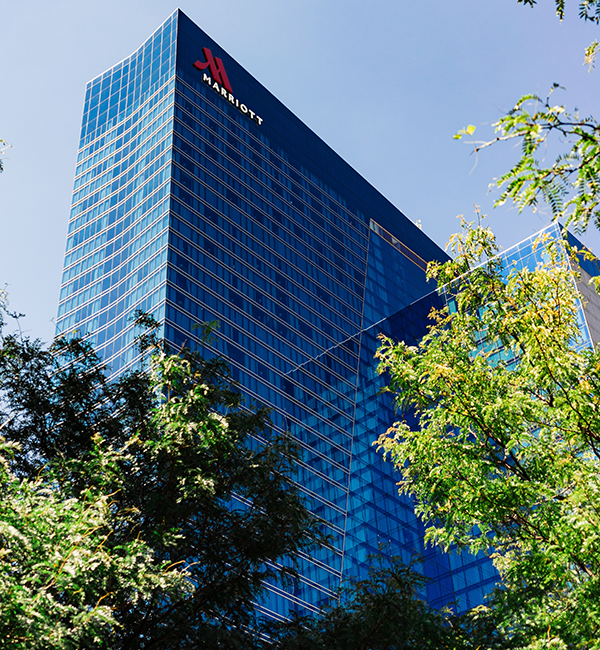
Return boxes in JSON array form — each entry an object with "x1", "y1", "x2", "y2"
[
  {"x1": 373, "y1": 4, "x2": 600, "y2": 646},
  {"x1": 0, "y1": 139, "x2": 9, "y2": 172},
  {"x1": 0, "y1": 439, "x2": 188, "y2": 650},
  {"x1": 455, "y1": 0, "x2": 600, "y2": 237},
  {"x1": 262, "y1": 552, "x2": 500, "y2": 650},
  {"x1": 0, "y1": 300, "x2": 323, "y2": 650},
  {"x1": 516, "y1": 0, "x2": 600, "y2": 23},
  {"x1": 456, "y1": 86, "x2": 600, "y2": 233},
  {"x1": 376, "y1": 220, "x2": 600, "y2": 649}
]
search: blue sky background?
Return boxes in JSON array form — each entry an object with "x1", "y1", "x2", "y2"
[{"x1": 1, "y1": 0, "x2": 598, "y2": 342}]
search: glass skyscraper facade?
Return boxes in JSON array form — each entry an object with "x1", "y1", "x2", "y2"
[{"x1": 56, "y1": 10, "x2": 596, "y2": 619}]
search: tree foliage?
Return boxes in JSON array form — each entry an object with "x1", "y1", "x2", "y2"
[
  {"x1": 263, "y1": 553, "x2": 490, "y2": 650},
  {"x1": 516, "y1": 0, "x2": 600, "y2": 22},
  {"x1": 0, "y1": 439, "x2": 188, "y2": 650},
  {"x1": 0, "y1": 302, "x2": 323, "y2": 650},
  {"x1": 454, "y1": 1, "x2": 600, "y2": 235},
  {"x1": 1, "y1": 301, "x2": 487, "y2": 650},
  {"x1": 457, "y1": 87, "x2": 600, "y2": 233},
  {"x1": 376, "y1": 220, "x2": 600, "y2": 648},
  {"x1": 0, "y1": 139, "x2": 9, "y2": 172}
]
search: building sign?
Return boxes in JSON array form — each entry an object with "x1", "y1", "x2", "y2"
[{"x1": 194, "y1": 48, "x2": 263, "y2": 126}]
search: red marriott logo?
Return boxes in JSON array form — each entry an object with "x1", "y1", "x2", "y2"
[
  {"x1": 193, "y1": 48, "x2": 232, "y2": 93},
  {"x1": 193, "y1": 48, "x2": 263, "y2": 126}
]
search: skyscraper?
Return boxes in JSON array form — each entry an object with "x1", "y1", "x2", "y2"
[{"x1": 56, "y1": 9, "x2": 503, "y2": 617}]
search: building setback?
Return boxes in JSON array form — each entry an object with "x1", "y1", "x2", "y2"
[{"x1": 57, "y1": 9, "x2": 499, "y2": 617}]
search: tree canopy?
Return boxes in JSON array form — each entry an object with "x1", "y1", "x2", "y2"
[
  {"x1": 456, "y1": 87, "x2": 600, "y2": 233},
  {"x1": 516, "y1": 0, "x2": 600, "y2": 23},
  {"x1": 262, "y1": 553, "x2": 487, "y2": 650},
  {"x1": 2, "y1": 300, "x2": 491, "y2": 650},
  {"x1": 0, "y1": 303, "x2": 323, "y2": 650},
  {"x1": 376, "y1": 220, "x2": 600, "y2": 649},
  {"x1": 454, "y1": 1, "x2": 600, "y2": 236}
]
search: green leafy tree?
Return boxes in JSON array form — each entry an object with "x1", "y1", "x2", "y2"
[
  {"x1": 0, "y1": 301, "x2": 323, "y2": 650},
  {"x1": 457, "y1": 87, "x2": 600, "y2": 233},
  {"x1": 262, "y1": 552, "x2": 501, "y2": 650},
  {"x1": 516, "y1": 0, "x2": 600, "y2": 23},
  {"x1": 376, "y1": 220, "x2": 600, "y2": 649},
  {"x1": 0, "y1": 440, "x2": 188, "y2": 650},
  {"x1": 0, "y1": 139, "x2": 9, "y2": 172},
  {"x1": 455, "y1": 1, "x2": 600, "y2": 234}
]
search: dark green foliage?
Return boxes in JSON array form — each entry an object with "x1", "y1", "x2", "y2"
[
  {"x1": 0, "y1": 303, "x2": 323, "y2": 649},
  {"x1": 263, "y1": 555, "x2": 472, "y2": 650}
]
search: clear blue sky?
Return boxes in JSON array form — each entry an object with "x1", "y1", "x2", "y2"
[{"x1": 1, "y1": 0, "x2": 598, "y2": 342}]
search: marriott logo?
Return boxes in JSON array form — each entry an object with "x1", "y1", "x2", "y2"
[{"x1": 193, "y1": 48, "x2": 263, "y2": 126}]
